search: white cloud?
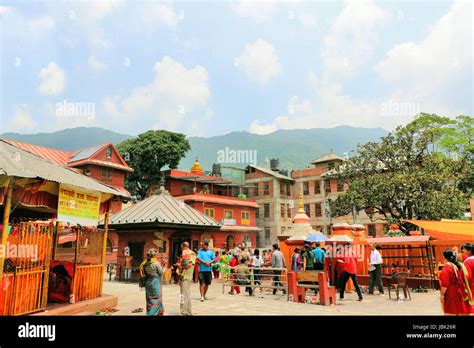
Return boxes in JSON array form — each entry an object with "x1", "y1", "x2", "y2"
[
  {"x1": 239, "y1": 38, "x2": 282, "y2": 85},
  {"x1": 29, "y1": 16, "x2": 55, "y2": 32},
  {"x1": 6, "y1": 106, "x2": 37, "y2": 133},
  {"x1": 38, "y1": 62, "x2": 65, "y2": 95},
  {"x1": 374, "y1": 0, "x2": 471, "y2": 95},
  {"x1": 0, "y1": 6, "x2": 13, "y2": 16},
  {"x1": 231, "y1": 0, "x2": 277, "y2": 23},
  {"x1": 103, "y1": 56, "x2": 211, "y2": 133},
  {"x1": 298, "y1": 13, "x2": 317, "y2": 27},
  {"x1": 88, "y1": 56, "x2": 107, "y2": 71},
  {"x1": 139, "y1": 3, "x2": 178, "y2": 27},
  {"x1": 249, "y1": 119, "x2": 278, "y2": 135},
  {"x1": 322, "y1": 0, "x2": 388, "y2": 80}
]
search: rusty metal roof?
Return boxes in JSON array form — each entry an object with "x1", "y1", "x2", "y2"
[
  {"x1": 107, "y1": 188, "x2": 221, "y2": 227},
  {"x1": 0, "y1": 140, "x2": 128, "y2": 197}
]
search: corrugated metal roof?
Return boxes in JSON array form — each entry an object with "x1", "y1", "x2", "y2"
[
  {"x1": 0, "y1": 140, "x2": 128, "y2": 197},
  {"x1": 248, "y1": 165, "x2": 294, "y2": 181},
  {"x1": 69, "y1": 144, "x2": 104, "y2": 163},
  {"x1": 177, "y1": 193, "x2": 260, "y2": 208},
  {"x1": 108, "y1": 189, "x2": 221, "y2": 227},
  {"x1": 2, "y1": 139, "x2": 71, "y2": 165},
  {"x1": 310, "y1": 152, "x2": 344, "y2": 165}
]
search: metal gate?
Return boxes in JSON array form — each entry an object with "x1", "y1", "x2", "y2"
[{"x1": 0, "y1": 222, "x2": 53, "y2": 315}]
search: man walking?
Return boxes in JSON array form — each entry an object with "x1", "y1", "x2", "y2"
[
  {"x1": 368, "y1": 244, "x2": 384, "y2": 295},
  {"x1": 178, "y1": 242, "x2": 195, "y2": 315},
  {"x1": 197, "y1": 240, "x2": 216, "y2": 302},
  {"x1": 270, "y1": 243, "x2": 286, "y2": 295},
  {"x1": 311, "y1": 242, "x2": 326, "y2": 271}
]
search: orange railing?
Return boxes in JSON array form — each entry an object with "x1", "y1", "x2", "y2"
[{"x1": 73, "y1": 264, "x2": 103, "y2": 302}]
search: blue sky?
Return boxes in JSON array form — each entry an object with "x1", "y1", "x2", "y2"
[{"x1": 0, "y1": 0, "x2": 472, "y2": 137}]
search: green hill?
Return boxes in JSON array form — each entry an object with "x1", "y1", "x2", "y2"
[
  {"x1": 0, "y1": 127, "x2": 132, "y2": 151},
  {"x1": 1, "y1": 126, "x2": 388, "y2": 170}
]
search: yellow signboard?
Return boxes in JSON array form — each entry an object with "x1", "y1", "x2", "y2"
[{"x1": 57, "y1": 184, "x2": 101, "y2": 226}]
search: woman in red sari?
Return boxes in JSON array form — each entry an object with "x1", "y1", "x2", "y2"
[
  {"x1": 461, "y1": 243, "x2": 474, "y2": 313},
  {"x1": 439, "y1": 249, "x2": 471, "y2": 315}
]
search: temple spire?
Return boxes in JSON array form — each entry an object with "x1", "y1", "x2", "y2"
[{"x1": 298, "y1": 193, "x2": 304, "y2": 213}]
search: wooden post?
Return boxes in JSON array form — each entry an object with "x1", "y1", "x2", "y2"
[
  {"x1": 71, "y1": 224, "x2": 81, "y2": 303},
  {"x1": 99, "y1": 210, "x2": 110, "y2": 295},
  {"x1": 51, "y1": 221, "x2": 59, "y2": 260},
  {"x1": 0, "y1": 178, "x2": 13, "y2": 280}
]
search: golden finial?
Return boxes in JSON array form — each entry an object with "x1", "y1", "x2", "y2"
[{"x1": 298, "y1": 193, "x2": 304, "y2": 213}]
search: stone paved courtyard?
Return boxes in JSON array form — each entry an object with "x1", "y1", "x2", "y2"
[{"x1": 100, "y1": 279, "x2": 442, "y2": 316}]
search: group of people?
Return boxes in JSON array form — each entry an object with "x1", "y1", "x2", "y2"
[
  {"x1": 438, "y1": 243, "x2": 473, "y2": 315},
  {"x1": 137, "y1": 239, "x2": 474, "y2": 316},
  {"x1": 138, "y1": 241, "x2": 290, "y2": 316}
]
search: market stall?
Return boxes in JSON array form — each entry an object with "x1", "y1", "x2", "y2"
[{"x1": 0, "y1": 140, "x2": 128, "y2": 315}]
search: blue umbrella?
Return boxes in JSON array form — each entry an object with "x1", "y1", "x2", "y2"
[{"x1": 305, "y1": 233, "x2": 329, "y2": 242}]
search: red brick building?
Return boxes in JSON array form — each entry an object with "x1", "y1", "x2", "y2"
[{"x1": 177, "y1": 193, "x2": 260, "y2": 249}]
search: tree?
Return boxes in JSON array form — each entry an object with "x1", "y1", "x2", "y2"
[
  {"x1": 117, "y1": 130, "x2": 191, "y2": 200},
  {"x1": 329, "y1": 113, "x2": 471, "y2": 234}
]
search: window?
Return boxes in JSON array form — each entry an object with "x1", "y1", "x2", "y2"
[
  {"x1": 264, "y1": 227, "x2": 271, "y2": 245},
  {"x1": 280, "y1": 182, "x2": 285, "y2": 195},
  {"x1": 226, "y1": 235, "x2": 235, "y2": 249},
  {"x1": 337, "y1": 180, "x2": 344, "y2": 192},
  {"x1": 256, "y1": 208, "x2": 260, "y2": 219},
  {"x1": 281, "y1": 226, "x2": 286, "y2": 233},
  {"x1": 368, "y1": 224, "x2": 376, "y2": 237},
  {"x1": 315, "y1": 203, "x2": 322, "y2": 217},
  {"x1": 204, "y1": 208, "x2": 215, "y2": 218},
  {"x1": 224, "y1": 210, "x2": 233, "y2": 219},
  {"x1": 101, "y1": 168, "x2": 112, "y2": 178},
  {"x1": 287, "y1": 204, "x2": 292, "y2": 218},
  {"x1": 304, "y1": 204, "x2": 310, "y2": 217},
  {"x1": 106, "y1": 239, "x2": 113, "y2": 253},
  {"x1": 328, "y1": 162, "x2": 335, "y2": 171},
  {"x1": 303, "y1": 181, "x2": 309, "y2": 195},
  {"x1": 264, "y1": 204, "x2": 270, "y2": 218},
  {"x1": 253, "y1": 184, "x2": 259, "y2": 197},
  {"x1": 280, "y1": 204, "x2": 285, "y2": 218},
  {"x1": 286, "y1": 184, "x2": 291, "y2": 196},
  {"x1": 264, "y1": 183, "x2": 270, "y2": 195},
  {"x1": 314, "y1": 180, "x2": 321, "y2": 194},
  {"x1": 325, "y1": 180, "x2": 331, "y2": 193},
  {"x1": 243, "y1": 187, "x2": 249, "y2": 196},
  {"x1": 241, "y1": 211, "x2": 250, "y2": 225}
]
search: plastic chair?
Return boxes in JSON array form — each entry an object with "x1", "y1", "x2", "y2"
[{"x1": 388, "y1": 272, "x2": 411, "y2": 300}]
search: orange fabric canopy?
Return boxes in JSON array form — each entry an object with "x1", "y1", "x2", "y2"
[{"x1": 402, "y1": 219, "x2": 474, "y2": 240}]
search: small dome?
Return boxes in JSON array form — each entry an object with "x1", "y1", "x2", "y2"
[{"x1": 190, "y1": 157, "x2": 203, "y2": 175}]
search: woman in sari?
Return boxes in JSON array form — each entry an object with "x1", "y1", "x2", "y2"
[
  {"x1": 220, "y1": 249, "x2": 231, "y2": 282},
  {"x1": 140, "y1": 249, "x2": 166, "y2": 316},
  {"x1": 439, "y1": 249, "x2": 471, "y2": 316}
]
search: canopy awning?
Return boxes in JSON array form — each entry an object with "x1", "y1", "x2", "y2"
[{"x1": 402, "y1": 219, "x2": 474, "y2": 239}]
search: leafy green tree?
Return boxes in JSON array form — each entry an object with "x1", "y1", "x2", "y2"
[
  {"x1": 330, "y1": 113, "x2": 471, "y2": 234},
  {"x1": 117, "y1": 130, "x2": 191, "y2": 200}
]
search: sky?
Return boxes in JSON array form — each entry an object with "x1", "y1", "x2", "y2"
[{"x1": 0, "y1": 0, "x2": 472, "y2": 137}]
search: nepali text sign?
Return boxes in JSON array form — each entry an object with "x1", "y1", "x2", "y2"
[{"x1": 57, "y1": 184, "x2": 101, "y2": 226}]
